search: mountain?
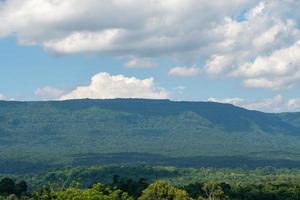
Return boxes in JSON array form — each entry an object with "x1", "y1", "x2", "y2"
[{"x1": 1, "y1": 99, "x2": 300, "y2": 173}]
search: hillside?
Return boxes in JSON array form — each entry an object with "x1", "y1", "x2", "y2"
[{"x1": 1, "y1": 99, "x2": 300, "y2": 173}]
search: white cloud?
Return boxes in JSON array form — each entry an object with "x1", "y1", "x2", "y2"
[
  {"x1": 234, "y1": 41, "x2": 300, "y2": 89},
  {"x1": 205, "y1": 55, "x2": 233, "y2": 75},
  {"x1": 125, "y1": 57, "x2": 156, "y2": 68},
  {"x1": 43, "y1": 29, "x2": 125, "y2": 54},
  {"x1": 1, "y1": 0, "x2": 300, "y2": 89},
  {"x1": 252, "y1": 25, "x2": 282, "y2": 48},
  {"x1": 0, "y1": 0, "x2": 257, "y2": 60},
  {"x1": 208, "y1": 97, "x2": 244, "y2": 106},
  {"x1": 244, "y1": 95, "x2": 285, "y2": 112},
  {"x1": 59, "y1": 72, "x2": 169, "y2": 100},
  {"x1": 204, "y1": 0, "x2": 300, "y2": 89},
  {"x1": 35, "y1": 86, "x2": 65, "y2": 99},
  {"x1": 208, "y1": 95, "x2": 300, "y2": 112},
  {"x1": 168, "y1": 65, "x2": 199, "y2": 77}
]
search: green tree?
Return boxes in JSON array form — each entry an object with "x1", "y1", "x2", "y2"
[
  {"x1": 111, "y1": 177, "x2": 149, "y2": 198},
  {"x1": 31, "y1": 185, "x2": 56, "y2": 200},
  {"x1": 0, "y1": 178, "x2": 16, "y2": 196},
  {"x1": 15, "y1": 181, "x2": 28, "y2": 196},
  {"x1": 199, "y1": 182, "x2": 229, "y2": 200},
  {"x1": 138, "y1": 180, "x2": 191, "y2": 200},
  {"x1": 54, "y1": 184, "x2": 133, "y2": 200}
]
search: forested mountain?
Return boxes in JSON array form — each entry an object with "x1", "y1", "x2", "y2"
[{"x1": 1, "y1": 99, "x2": 300, "y2": 173}]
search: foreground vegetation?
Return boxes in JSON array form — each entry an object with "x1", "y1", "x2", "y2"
[
  {"x1": 1, "y1": 176, "x2": 300, "y2": 200},
  {"x1": 2, "y1": 165, "x2": 300, "y2": 199}
]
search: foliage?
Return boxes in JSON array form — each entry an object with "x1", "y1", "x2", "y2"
[
  {"x1": 0, "y1": 178, "x2": 27, "y2": 197},
  {"x1": 199, "y1": 182, "x2": 229, "y2": 200},
  {"x1": 1, "y1": 99, "x2": 300, "y2": 173},
  {"x1": 110, "y1": 176, "x2": 149, "y2": 198},
  {"x1": 5, "y1": 165, "x2": 300, "y2": 191},
  {"x1": 52, "y1": 184, "x2": 133, "y2": 200},
  {"x1": 138, "y1": 180, "x2": 191, "y2": 200},
  {"x1": 2, "y1": 177, "x2": 300, "y2": 200}
]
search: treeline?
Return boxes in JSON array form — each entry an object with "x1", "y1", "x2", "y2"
[
  {"x1": 1, "y1": 176, "x2": 300, "y2": 200},
  {"x1": 18, "y1": 165, "x2": 300, "y2": 189}
]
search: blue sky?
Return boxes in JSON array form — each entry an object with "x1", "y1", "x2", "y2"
[
  {"x1": 0, "y1": 0, "x2": 300, "y2": 112},
  {"x1": 1, "y1": 36, "x2": 276, "y2": 101}
]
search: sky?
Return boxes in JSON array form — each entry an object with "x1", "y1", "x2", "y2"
[{"x1": 0, "y1": 0, "x2": 300, "y2": 112}]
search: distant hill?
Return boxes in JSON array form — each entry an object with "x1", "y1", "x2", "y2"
[{"x1": 1, "y1": 99, "x2": 300, "y2": 173}]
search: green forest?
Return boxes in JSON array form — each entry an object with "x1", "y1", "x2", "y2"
[
  {"x1": 1, "y1": 165, "x2": 300, "y2": 200},
  {"x1": 1, "y1": 99, "x2": 300, "y2": 199},
  {"x1": 1, "y1": 99, "x2": 300, "y2": 173}
]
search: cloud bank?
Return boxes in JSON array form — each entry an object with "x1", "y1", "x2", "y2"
[
  {"x1": 35, "y1": 73, "x2": 168, "y2": 100},
  {"x1": 203, "y1": 1, "x2": 300, "y2": 89},
  {"x1": 208, "y1": 95, "x2": 300, "y2": 112},
  {"x1": 35, "y1": 86, "x2": 65, "y2": 100},
  {"x1": 1, "y1": 0, "x2": 299, "y2": 89},
  {"x1": 0, "y1": 0, "x2": 253, "y2": 56}
]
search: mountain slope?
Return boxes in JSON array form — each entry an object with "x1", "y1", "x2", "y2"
[{"x1": 0, "y1": 99, "x2": 300, "y2": 173}]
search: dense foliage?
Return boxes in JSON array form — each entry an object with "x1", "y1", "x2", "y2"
[
  {"x1": 0, "y1": 178, "x2": 27, "y2": 197},
  {"x1": 2, "y1": 165, "x2": 300, "y2": 199},
  {"x1": 3, "y1": 165, "x2": 300, "y2": 190},
  {"x1": 1, "y1": 176, "x2": 300, "y2": 200},
  {"x1": 138, "y1": 181, "x2": 190, "y2": 200},
  {"x1": 1, "y1": 99, "x2": 300, "y2": 173}
]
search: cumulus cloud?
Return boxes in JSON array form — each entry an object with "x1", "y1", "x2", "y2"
[
  {"x1": 59, "y1": 72, "x2": 169, "y2": 100},
  {"x1": 205, "y1": 55, "x2": 233, "y2": 75},
  {"x1": 204, "y1": 0, "x2": 300, "y2": 89},
  {"x1": 43, "y1": 29, "x2": 124, "y2": 54},
  {"x1": 35, "y1": 86, "x2": 65, "y2": 99},
  {"x1": 1, "y1": 0, "x2": 300, "y2": 89},
  {"x1": 168, "y1": 65, "x2": 199, "y2": 77},
  {"x1": 208, "y1": 95, "x2": 300, "y2": 112},
  {"x1": 234, "y1": 41, "x2": 300, "y2": 89},
  {"x1": 0, "y1": 0, "x2": 256, "y2": 62}
]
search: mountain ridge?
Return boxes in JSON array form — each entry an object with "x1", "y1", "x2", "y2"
[{"x1": 1, "y1": 98, "x2": 300, "y2": 173}]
